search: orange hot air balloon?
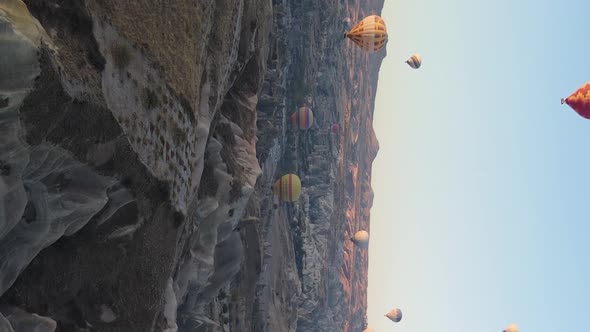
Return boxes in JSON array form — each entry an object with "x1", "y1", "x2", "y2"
[
  {"x1": 562, "y1": 82, "x2": 590, "y2": 119},
  {"x1": 289, "y1": 107, "x2": 314, "y2": 130},
  {"x1": 345, "y1": 15, "x2": 388, "y2": 53}
]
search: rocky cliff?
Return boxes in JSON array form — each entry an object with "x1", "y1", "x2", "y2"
[{"x1": 0, "y1": 0, "x2": 384, "y2": 331}]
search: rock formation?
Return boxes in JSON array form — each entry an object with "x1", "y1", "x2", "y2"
[{"x1": 0, "y1": 0, "x2": 384, "y2": 331}]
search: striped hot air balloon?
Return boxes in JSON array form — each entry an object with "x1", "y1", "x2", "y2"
[
  {"x1": 289, "y1": 106, "x2": 314, "y2": 130},
  {"x1": 562, "y1": 82, "x2": 590, "y2": 119},
  {"x1": 406, "y1": 54, "x2": 422, "y2": 69},
  {"x1": 272, "y1": 174, "x2": 302, "y2": 202},
  {"x1": 345, "y1": 15, "x2": 388, "y2": 53}
]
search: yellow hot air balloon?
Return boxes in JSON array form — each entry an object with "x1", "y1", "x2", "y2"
[
  {"x1": 385, "y1": 308, "x2": 402, "y2": 322},
  {"x1": 272, "y1": 174, "x2": 302, "y2": 202},
  {"x1": 503, "y1": 323, "x2": 519, "y2": 332},
  {"x1": 345, "y1": 15, "x2": 388, "y2": 53},
  {"x1": 352, "y1": 230, "x2": 369, "y2": 248},
  {"x1": 406, "y1": 54, "x2": 422, "y2": 69}
]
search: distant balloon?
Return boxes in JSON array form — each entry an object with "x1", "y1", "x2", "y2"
[
  {"x1": 562, "y1": 81, "x2": 590, "y2": 119},
  {"x1": 289, "y1": 106, "x2": 314, "y2": 129},
  {"x1": 385, "y1": 308, "x2": 402, "y2": 323},
  {"x1": 503, "y1": 323, "x2": 519, "y2": 332},
  {"x1": 406, "y1": 54, "x2": 422, "y2": 69},
  {"x1": 330, "y1": 123, "x2": 340, "y2": 134},
  {"x1": 351, "y1": 230, "x2": 369, "y2": 248},
  {"x1": 345, "y1": 15, "x2": 388, "y2": 53},
  {"x1": 272, "y1": 174, "x2": 302, "y2": 202},
  {"x1": 362, "y1": 328, "x2": 375, "y2": 332}
]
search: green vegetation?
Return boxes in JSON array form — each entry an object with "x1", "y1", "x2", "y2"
[
  {"x1": 287, "y1": 57, "x2": 309, "y2": 108},
  {"x1": 230, "y1": 289, "x2": 239, "y2": 302},
  {"x1": 217, "y1": 289, "x2": 227, "y2": 301},
  {"x1": 0, "y1": 160, "x2": 11, "y2": 176},
  {"x1": 172, "y1": 211, "x2": 184, "y2": 228},
  {"x1": 291, "y1": 221, "x2": 305, "y2": 279}
]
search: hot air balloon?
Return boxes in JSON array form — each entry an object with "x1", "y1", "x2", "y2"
[
  {"x1": 351, "y1": 230, "x2": 369, "y2": 248},
  {"x1": 330, "y1": 123, "x2": 340, "y2": 134},
  {"x1": 406, "y1": 54, "x2": 422, "y2": 69},
  {"x1": 345, "y1": 15, "x2": 388, "y2": 53},
  {"x1": 385, "y1": 308, "x2": 402, "y2": 323},
  {"x1": 562, "y1": 81, "x2": 590, "y2": 119},
  {"x1": 289, "y1": 106, "x2": 314, "y2": 129},
  {"x1": 272, "y1": 174, "x2": 302, "y2": 202},
  {"x1": 503, "y1": 323, "x2": 519, "y2": 332},
  {"x1": 362, "y1": 328, "x2": 375, "y2": 332}
]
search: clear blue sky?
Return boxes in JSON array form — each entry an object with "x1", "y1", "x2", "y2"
[{"x1": 368, "y1": 0, "x2": 590, "y2": 331}]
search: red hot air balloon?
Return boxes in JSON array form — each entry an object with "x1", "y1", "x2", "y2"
[
  {"x1": 562, "y1": 82, "x2": 590, "y2": 119},
  {"x1": 330, "y1": 123, "x2": 340, "y2": 134},
  {"x1": 289, "y1": 106, "x2": 314, "y2": 130}
]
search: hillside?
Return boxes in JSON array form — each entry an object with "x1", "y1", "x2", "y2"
[{"x1": 0, "y1": 0, "x2": 385, "y2": 331}]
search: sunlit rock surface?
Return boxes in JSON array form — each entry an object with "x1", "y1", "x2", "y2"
[{"x1": 0, "y1": 0, "x2": 384, "y2": 331}]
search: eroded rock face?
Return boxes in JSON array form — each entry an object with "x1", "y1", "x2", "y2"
[
  {"x1": 0, "y1": 144, "x2": 121, "y2": 295},
  {"x1": 0, "y1": 306, "x2": 57, "y2": 332},
  {"x1": 0, "y1": 0, "x2": 120, "y2": 297},
  {"x1": 1, "y1": 0, "x2": 384, "y2": 331},
  {"x1": 1, "y1": 0, "x2": 271, "y2": 331}
]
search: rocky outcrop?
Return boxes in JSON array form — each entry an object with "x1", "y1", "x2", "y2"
[
  {"x1": 1, "y1": 0, "x2": 271, "y2": 331},
  {"x1": 0, "y1": 0, "x2": 384, "y2": 330},
  {"x1": 0, "y1": 306, "x2": 57, "y2": 332}
]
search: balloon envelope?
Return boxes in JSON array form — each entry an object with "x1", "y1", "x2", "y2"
[
  {"x1": 385, "y1": 308, "x2": 402, "y2": 322},
  {"x1": 563, "y1": 81, "x2": 590, "y2": 119},
  {"x1": 362, "y1": 328, "x2": 375, "y2": 332},
  {"x1": 352, "y1": 230, "x2": 369, "y2": 248},
  {"x1": 272, "y1": 174, "x2": 302, "y2": 202},
  {"x1": 345, "y1": 15, "x2": 388, "y2": 53},
  {"x1": 406, "y1": 54, "x2": 422, "y2": 69},
  {"x1": 330, "y1": 123, "x2": 340, "y2": 134},
  {"x1": 503, "y1": 323, "x2": 518, "y2": 332},
  {"x1": 289, "y1": 107, "x2": 314, "y2": 129}
]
